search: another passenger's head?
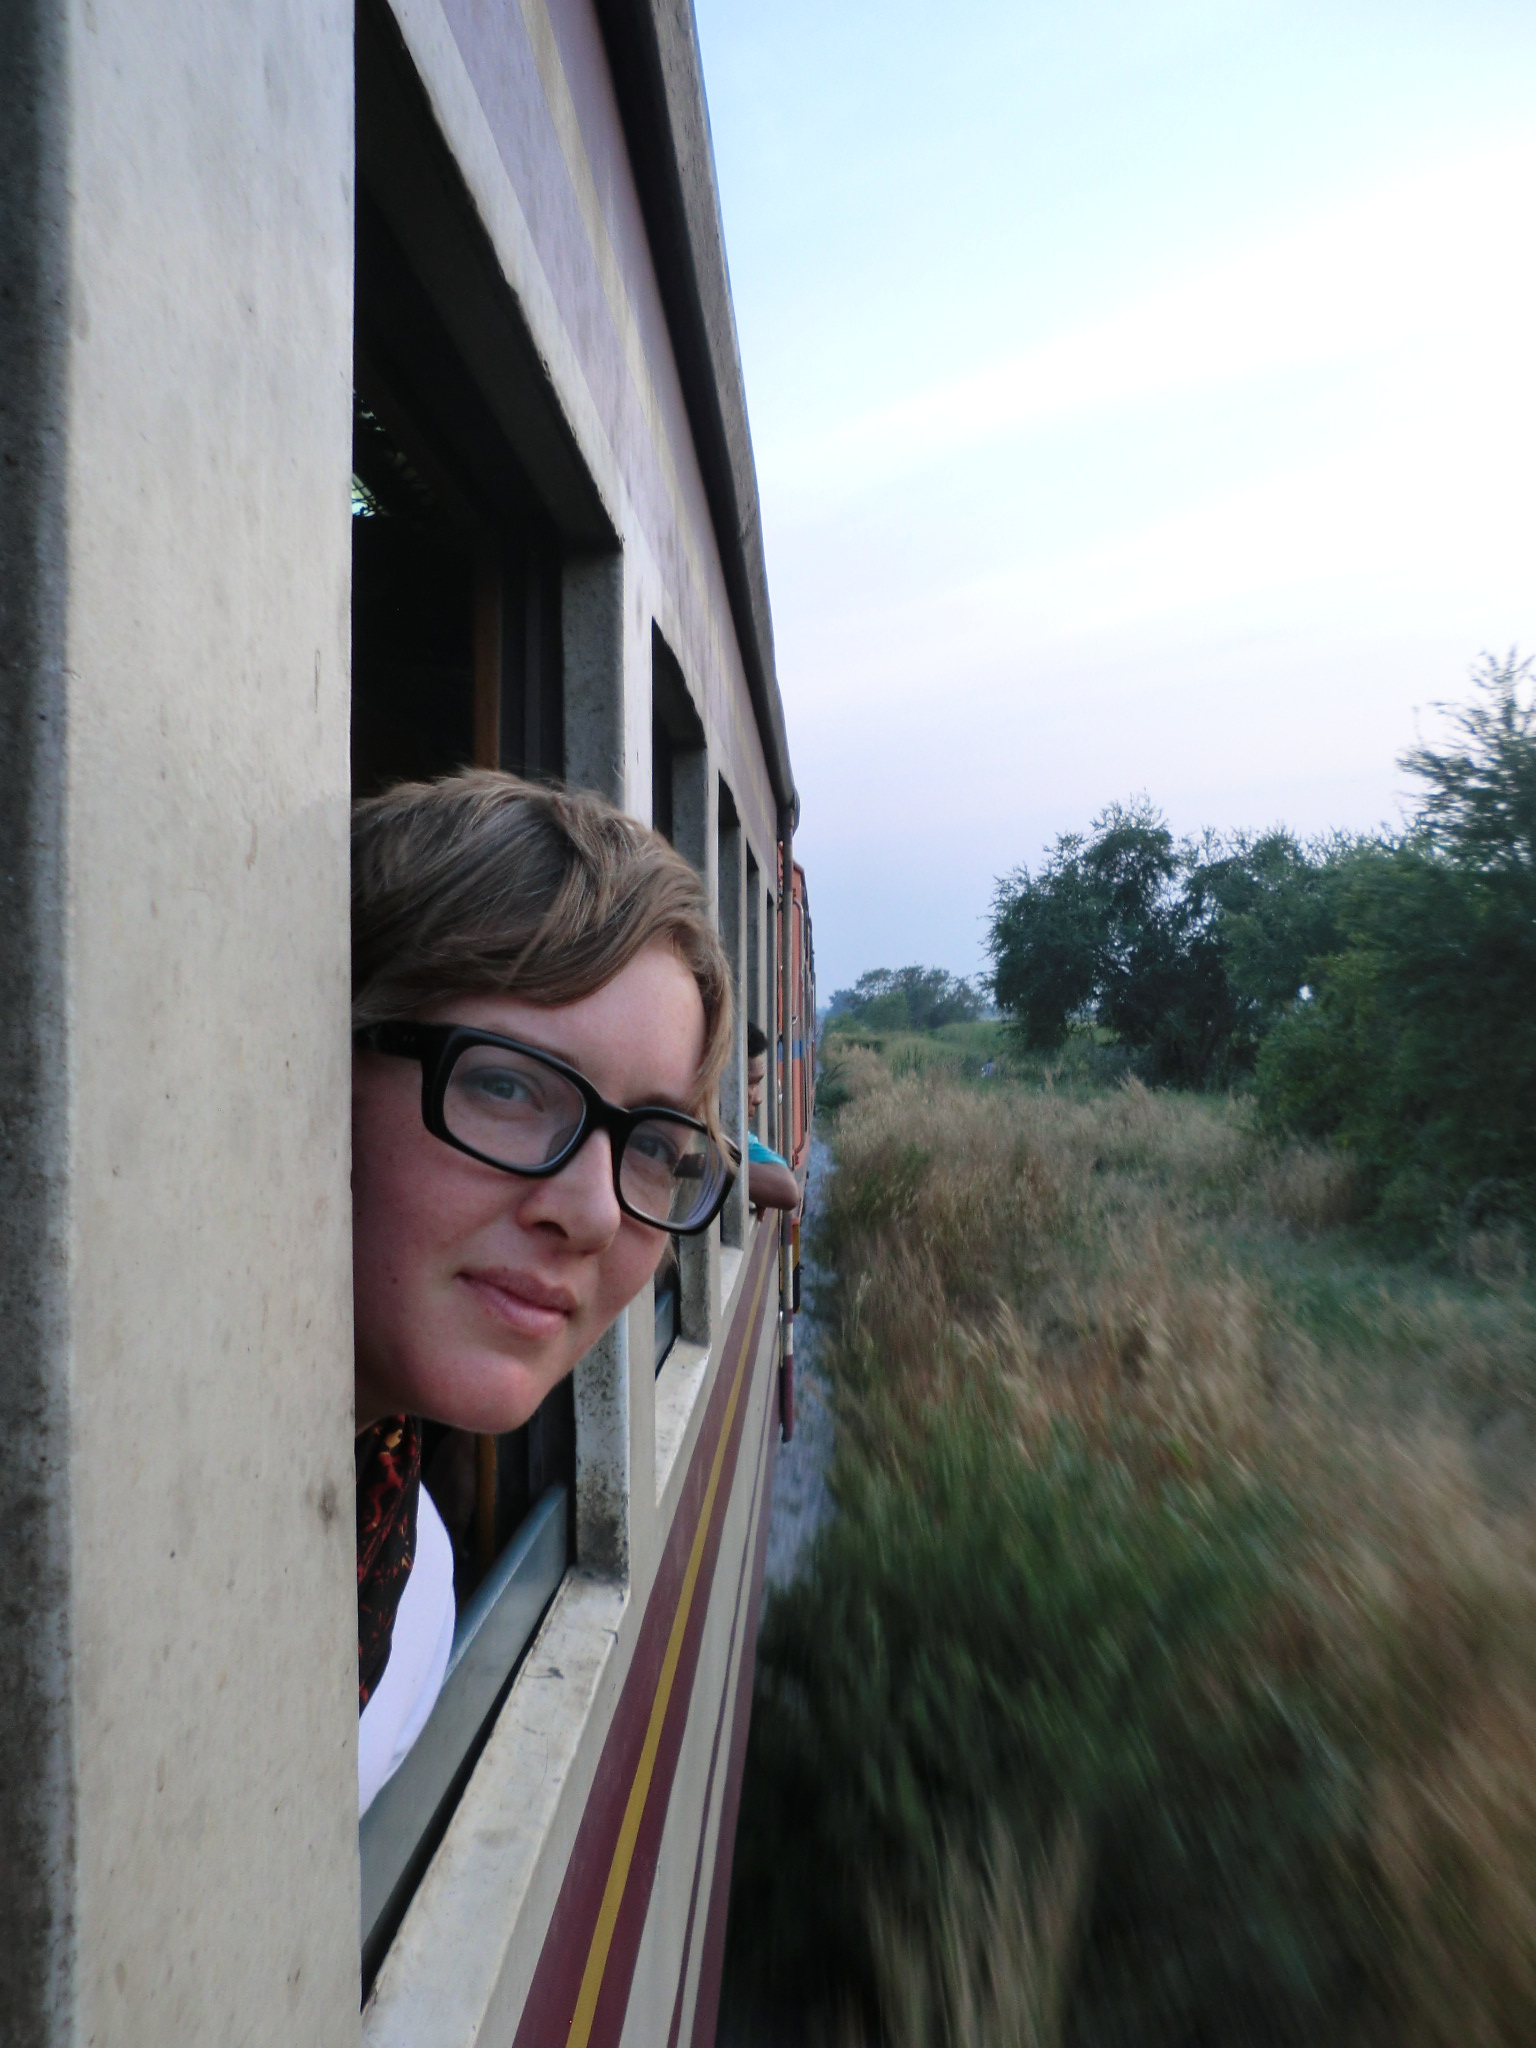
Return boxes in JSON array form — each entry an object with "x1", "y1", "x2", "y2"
[
  {"x1": 746, "y1": 1022, "x2": 768, "y2": 1122},
  {"x1": 350, "y1": 771, "x2": 732, "y2": 1434}
]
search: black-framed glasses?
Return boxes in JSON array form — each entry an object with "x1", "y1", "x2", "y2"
[{"x1": 354, "y1": 1021, "x2": 734, "y2": 1236}]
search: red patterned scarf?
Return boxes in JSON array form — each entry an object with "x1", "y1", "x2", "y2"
[{"x1": 356, "y1": 1415, "x2": 422, "y2": 1710}]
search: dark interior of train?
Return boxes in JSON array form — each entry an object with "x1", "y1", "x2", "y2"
[
  {"x1": 649, "y1": 632, "x2": 709, "y2": 1373},
  {"x1": 352, "y1": 192, "x2": 574, "y2": 1604}
]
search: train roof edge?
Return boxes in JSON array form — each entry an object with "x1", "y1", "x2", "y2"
[{"x1": 592, "y1": 0, "x2": 797, "y2": 824}]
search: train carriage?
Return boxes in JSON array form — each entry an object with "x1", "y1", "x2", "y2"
[{"x1": 2, "y1": 1, "x2": 811, "y2": 2041}]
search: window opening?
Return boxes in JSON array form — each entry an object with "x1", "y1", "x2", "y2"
[
  {"x1": 351, "y1": 390, "x2": 476, "y2": 795},
  {"x1": 351, "y1": 374, "x2": 572, "y2": 1598},
  {"x1": 353, "y1": 193, "x2": 565, "y2": 795},
  {"x1": 353, "y1": 184, "x2": 576, "y2": 1984},
  {"x1": 649, "y1": 628, "x2": 707, "y2": 1370},
  {"x1": 717, "y1": 782, "x2": 745, "y2": 1250},
  {"x1": 475, "y1": 536, "x2": 565, "y2": 786},
  {"x1": 650, "y1": 626, "x2": 706, "y2": 866},
  {"x1": 746, "y1": 852, "x2": 763, "y2": 1141},
  {"x1": 651, "y1": 717, "x2": 674, "y2": 846},
  {"x1": 799, "y1": 889, "x2": 818, "y2": 1151},
  {"x1": 765, "y1": 889, "x2": 779, "y2": 1153},
  {"x1": 746, "y1": 859, "x2": 762, "y2": 1017},
  {"x1": 652, "y1": 1241, "x2": 681, "y2": 1376}
]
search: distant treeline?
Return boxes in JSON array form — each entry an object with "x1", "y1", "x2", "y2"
[
  {"x1": 987, "y1": 653, "x2": 1536, "y2": 1238},
  {"x1": 827, "y1": 963, "x2": 987, "y2": 1033}
]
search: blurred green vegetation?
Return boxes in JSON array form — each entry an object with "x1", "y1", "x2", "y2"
[
  {"x1": 820, "y1": 1016, "x2": 1012, "y2": 1099},
  {"x1": 723, "y1": 1045, "x2": 1536, "y2": 2048}
]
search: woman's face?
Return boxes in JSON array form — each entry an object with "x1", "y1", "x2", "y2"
[{"x1": 352, "y1": 943, "x2": 706, "y2": 1434}]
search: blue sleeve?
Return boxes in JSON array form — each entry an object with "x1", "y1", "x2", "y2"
[{"x1": 747, "y1": 1132, "x2": 789, "y2": 1169}]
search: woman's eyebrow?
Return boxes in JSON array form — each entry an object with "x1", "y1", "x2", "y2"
[{"x1": 628, "y1": 1087, "x2": 695, "y2": 1115}]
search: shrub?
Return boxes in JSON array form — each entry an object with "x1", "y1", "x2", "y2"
[
  {"x1": 729, "y1": 1403, "x2": 1363, "y2": 2047},
  {"x1": 1256, "y1": 822, "x2": 1536, "y2": 1242},
  {"x1": 986, "y1": 805, "x2": 1348, "y2": 1089},
  {"x1": 828, "y1": 965, "x2": 986, "y2": 1033}
]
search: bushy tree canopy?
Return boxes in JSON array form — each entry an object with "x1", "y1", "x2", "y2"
[
  {"x1": 1401, "y1": 650, "x2": 1536, "y2": 874},
  {"x1": 828, "y1": 965, "x2": 983, "y2": 1033},
  {"x1": 987, "y1": 802, "x2": 1346, "y2": 1087},
  {"x1": 986, "y1": 653, "x2": 1536, "y2": 1237},
  {"x1": 1255, "y1": 654, "x2": 1536, "y2": 1235}
]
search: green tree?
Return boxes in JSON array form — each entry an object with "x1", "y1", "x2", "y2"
[
  {"x1": 1087, "y1": 806, "x2": 1231, "y2": 1087},
  {"x1": 829, "y1": 965, "x2": 983, "y2": 1033},
  {"x1": 986, "y1": 830, "x2": 1106, "y2": 1052},
  {"x1": 985, "y1": 831, "x2": 1105, "y2": 1051},
  {"x1": 1257, "y1": 655, "x2": 1536, "y2": 1235},
  {"x1": 1184, "y1": 829, "x2": 1351, "y2": 1059},
  {"x1": 987, "y1": 801, "x2": 1325, "y2": 1087}
]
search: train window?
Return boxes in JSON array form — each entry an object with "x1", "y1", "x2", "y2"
[
  {"x1": 651, "y1": 713, "x2": 674, "y2": 845},
  {"x1": 353, "y1": 195, "x2": 574, "y2": 1987},
  {"x1": 717, "y1": 781, "x2": 746, "y2": 1251},
  {"x1": 649, "y1": 628, "x2": 709, "y2": 1371},
  {"x1": 801, "y1": 894, "x2": 818, "y2": 1131},
  {"x1": 351, "y1": 393, "x2": 476, "y2": 793},
  {"x1": 651, "y1": 626, "x2": 707, "y2": 867},
  {"x1": 490, "y1": 544, "x2": 564, "y2": 784},
  {"x1": 652, "y1": 1239, "x2": 681, "y2": 1376},
  {"x1": 353, "y1": 194, "x2": 565, "y2": 790},
  {"x1": 765, "y1": 887, "x2": 779, "y2": 1153},
  {"x1": 746, "y1": 851, "x2": 763, "y2": 1138},
  {"x1": 352, "y1": 333, "x2": 573, "y2": 1575},
  {"x1": 749, "y1": 847, "x2": 765, "y2": 1146}
]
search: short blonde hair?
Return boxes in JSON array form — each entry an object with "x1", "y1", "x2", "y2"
[{"x1": 352, "y1": 771, "x2": 732, "y2": 1113}]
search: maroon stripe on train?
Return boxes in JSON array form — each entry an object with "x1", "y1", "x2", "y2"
[
  {"x1": 582, "y1": 1249, "x2": 770, "y2": 2048},
  {"x1": 665, "y1": 1399, "x2": 778, "y2": 2048},
  {"x1": 687, "y1": 1366, "x2": 780, "y2": 2048},
  {"x1": 509, "y1": 1224, "x2": 778, "y2": 2048}
]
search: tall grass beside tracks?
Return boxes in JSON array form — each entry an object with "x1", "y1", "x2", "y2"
[{"x1": 722, "y1": 1051, "x2": 1536, "y2": 2048}]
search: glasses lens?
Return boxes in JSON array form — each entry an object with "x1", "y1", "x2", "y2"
[
  {"x1": 442, "y1": 1041, "x2": 584, "y2": 1169},
  {"x1": 618, "y1": 1116, "x2": 727, "y2": 1231}
]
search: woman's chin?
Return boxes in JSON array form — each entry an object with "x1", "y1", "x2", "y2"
[{"x1": 418, "y1": 1348, "x2": 562, "y2": 1435}]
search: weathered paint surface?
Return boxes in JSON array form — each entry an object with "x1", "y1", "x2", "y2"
[
  {"x1": 5, "y1": 0, "x2": 793, "y2": 2039},
  {"x1": 381, "y1": 0, "x2": 778, "y2": 864},
  {"x1": 2, "y1": 1, "x2": 361, "y2": 2041},
  {"x1": 1, "y1": 1, "x2": 73, "y2": 2037}
]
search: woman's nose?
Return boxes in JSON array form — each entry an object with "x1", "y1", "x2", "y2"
[{"x1": 516, "y1": 1128, "x2": 624, "y2": 1248}]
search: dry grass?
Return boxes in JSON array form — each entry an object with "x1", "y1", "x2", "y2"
[
  {"x1": 781, "y1": 1056, "x2": 1536, "y2": 2047},
  {"x1": 1259, "y1": 1139, "x2": 1363, "y2": 1231},
  {"x1": 857, "y1": 1821, "x2": 1086, "y2": 2048},
  {"x1": 822, "y1": 1051, "x2": 1536, "y2": 1431}
]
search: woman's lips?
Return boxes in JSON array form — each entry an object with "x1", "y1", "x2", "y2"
[{"x1": 460, "y1": 1268, "x2": 577, "y2": 1341}]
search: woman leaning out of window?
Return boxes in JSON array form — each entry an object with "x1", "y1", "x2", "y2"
[
  {"x1": 351, "y1": 772, "x2": 734, "y2": 1813},
  {"x1": 743, "y1": 1021, "x2": 800, "y2": 1215}
]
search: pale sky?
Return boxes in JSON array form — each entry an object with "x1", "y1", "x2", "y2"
[{"x1": 691, "y1": 0, "x2": 1536, "y2": 996}]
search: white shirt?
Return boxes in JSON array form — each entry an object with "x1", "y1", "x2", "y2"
[{"x1": 358, "y1": 1484, "x2": 455, "y2": 1816}]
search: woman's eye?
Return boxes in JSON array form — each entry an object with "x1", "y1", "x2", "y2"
[
  {"x1": 630, "y1": 1126, "x2": 683, "y2": 1170},
  {"x1": 462, "y1": 1067, "x2": 538, "y2": 1109}
]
